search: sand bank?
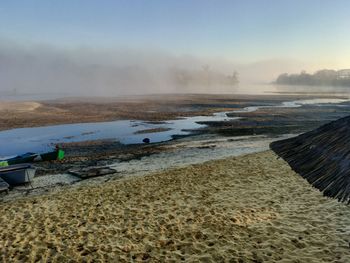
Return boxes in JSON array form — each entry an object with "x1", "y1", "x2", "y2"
[
  {"x1": 0, "y1": 101, "x2": 41, "y2": 112},
  {"x1": 0, "y1": 151, "x2": 350, "y2": 262}
]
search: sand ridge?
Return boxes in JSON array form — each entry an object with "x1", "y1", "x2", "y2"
[
  {"x1": 0, "y1": 101, "x2": 41, "y2": 112},
  {"x1": 0, "y1": 151, "x2": 350, "y2": 262}
]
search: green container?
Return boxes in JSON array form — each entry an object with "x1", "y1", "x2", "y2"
[
  {"x1": 58, "y1": 150, "x2": 65, "y2": 160},
  {"x1": 0, "y1": 161, "x2": 8, "y2": 167}
]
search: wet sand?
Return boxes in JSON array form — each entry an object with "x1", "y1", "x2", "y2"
[
  {"x1": 0, "y1": 93, "x2": 338, "y2": 131},
  {"x1": 1, "y1": 151, "x2": 349, "y2": 262}
]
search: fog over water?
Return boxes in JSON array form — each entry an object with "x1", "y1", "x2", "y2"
[{"x1": 0, "y1": 41, "x2": 314, "y2": 97}]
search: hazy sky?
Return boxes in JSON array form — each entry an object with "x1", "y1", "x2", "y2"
[
  {"x1": 1, "y1": 0, "x2": 349, "y2": 63},
  {"x1": 0, "y1": 1, "x2": 349, "y2": 95}
]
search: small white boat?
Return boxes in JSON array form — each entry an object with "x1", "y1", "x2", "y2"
[{"x1": 0, "y1": 164, "x2": 36, "y2": 185}]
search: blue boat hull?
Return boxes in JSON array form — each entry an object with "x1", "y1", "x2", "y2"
[{"x1": 0, "y1": 164, "x2": 36, "y2": 185}]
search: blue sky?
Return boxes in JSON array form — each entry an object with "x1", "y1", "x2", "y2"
[{"x1": 1, "y1": 0, "x2": 350, "y2": 65}]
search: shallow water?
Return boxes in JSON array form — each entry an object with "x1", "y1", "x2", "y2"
[{"x1": 0, "y1": 97, "x2": 348, "y2": 157}]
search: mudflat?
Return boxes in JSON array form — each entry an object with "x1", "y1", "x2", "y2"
[
  {"x1": 0, "y1": 93, "x2": 340, "y2": 131},
  {"x1": 0, "y1": 151, "x2": 349, "y2": 262}
]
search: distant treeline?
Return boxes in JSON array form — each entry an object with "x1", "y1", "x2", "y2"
[
  {"x1": 275, "y1": 69, "x2": 350, "y2": 87},
  {"x1": 171, "y1": 66, "x2": 239, "y2": 88}
]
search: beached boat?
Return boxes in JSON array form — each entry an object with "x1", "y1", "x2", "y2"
[
  {"x1": 0, "y1": 164, "x2": 36, "y2": 185},
  {"x1": 0, "y1": 177, "x2": 9, "y2": 194},
  {"x1": 6, "y1": 152, "x2": 37, "y2": 165},
  {"x1": 4, "y1": 149, "x2": 65, "y2": 165}
]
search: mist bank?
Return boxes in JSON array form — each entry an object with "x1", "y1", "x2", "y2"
[
  {"x1": 0, "y1": 42, "x2": 314, "y2": 96},
  {"x1": 0, "y1": 43, "x2": 239, "y2": 96}
]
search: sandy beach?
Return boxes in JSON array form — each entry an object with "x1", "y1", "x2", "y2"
[
  {"x1": 0, "y1": 101, "x2": 41, "y2": 112},
  {"x1": 0, "y1": 151, "x2": 349, "y2": 262},
  {"x1": 3, "y1": 1, "x2": 350, "y2": 262}
]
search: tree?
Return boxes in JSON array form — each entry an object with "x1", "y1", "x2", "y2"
[{"x1": 229, "y1": 71, "x2": 239, "y2": 86}]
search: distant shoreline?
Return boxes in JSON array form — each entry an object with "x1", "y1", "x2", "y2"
[
  {"x1": 266, "y1": 90, "x2": 350, "y2": 96},
  {"x1": 274, "y1": 69, "x2": 350, "y2": 88}
]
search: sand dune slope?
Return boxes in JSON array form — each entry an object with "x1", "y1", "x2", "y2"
[{"x1": 0, "y1": 151, "x2": 350, "y2": 262}]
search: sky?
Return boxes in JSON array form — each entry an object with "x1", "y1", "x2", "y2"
[{"x1": 0, "y1": 0, "x2": 350, "y2": 95}]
